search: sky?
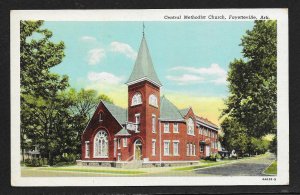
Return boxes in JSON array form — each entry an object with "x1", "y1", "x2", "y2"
[{"x1": 43, "y1": 21, "x2": 254, "y2": 125}]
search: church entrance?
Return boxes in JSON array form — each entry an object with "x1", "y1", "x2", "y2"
[{"x1": 134, "y1": 139, "x2": 142, "y2": 160}]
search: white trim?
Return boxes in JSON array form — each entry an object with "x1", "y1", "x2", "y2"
[
  {"x1": 85, "y1": 141, "x2": 90, "y2": 143},
  {"x1": 196, "y1": 120, "x2": 218, "y2": 131},
  {"x1": 126, "y1": 76, "x2": 162, "y2": 87},
  {"x1": 159, "y1": 118, "x2": 185, "y2": 122}
]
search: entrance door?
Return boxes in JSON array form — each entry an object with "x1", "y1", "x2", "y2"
[
  {"x1": 134, "y1": 139, "x2": 142, "y2": 160},
  {"x1": 205, "y1": 145, "x2": 210, "y2": 157}
]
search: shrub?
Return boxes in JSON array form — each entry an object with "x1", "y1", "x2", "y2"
[{"x1": 24, "y1": 158, "x2": 44, "y2": 167}]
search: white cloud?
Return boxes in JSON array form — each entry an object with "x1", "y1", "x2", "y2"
[
  {"x1": 81, "y1": 36, "x2": 97, "y2": 42},
  {"x1": 171, "y1": 64, "x2": 226, "y2": 77},
  {"x1": 166, "y1": 74, "x2": 204, "y2": 85},
  {"x1": 87, "y1": 72, "x2": 122, "y2": 84},
  {"x1": 110, "y1": 41, "x2": 137, "y2": 60},
  {"x1": 87, "y1": 48, "x2": 105, "y2": 65},
  {"x1": 168, "y1": 64, "x2": 227, "y2": 85}
]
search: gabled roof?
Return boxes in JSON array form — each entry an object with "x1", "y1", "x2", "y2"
[
  {"x1": 179, "y1": 108, "x2": 190, "y2": 117},
  {"x1": 195, "y1": 116, "x2": 219, "y2": 130},
  {"x1": 102, "y1": 101, "x2": 127, "y2": 126},
  {"x1": 160, "y1": 96, "x2": 184, "y2": 121},
  {"x1": 126, "y1": 36, "x2": 162, "y2": 87},
  {"x1": 115, "y1": 128, "x2": 131, "y2": 137}
]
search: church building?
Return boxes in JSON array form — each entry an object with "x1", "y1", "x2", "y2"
[{"x1": 80, "y1": 33, "x2": 219, "y2": 167}]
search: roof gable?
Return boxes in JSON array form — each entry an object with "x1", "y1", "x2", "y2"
[
  {"x1": 102, "y1": 101, "x2": 127, "y2": 125},
  {"x1": 160, "y1": 96, "x2": 184, "y2": 121},
  {"x1": 126, "y1": 36, "x2": 162, "y2": 87}
]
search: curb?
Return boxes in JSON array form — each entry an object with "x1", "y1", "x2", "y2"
[{"x1": 262, "y1": 159, "x2": 277, "y2": 176}]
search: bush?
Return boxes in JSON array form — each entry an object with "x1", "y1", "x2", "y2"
[{"x1": 24, "y1": 158, "x2": 45, "y2": 167}]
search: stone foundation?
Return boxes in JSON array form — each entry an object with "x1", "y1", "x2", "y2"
[{"x1": 77, "y1": 160, "x2": 199, "y2": 168}]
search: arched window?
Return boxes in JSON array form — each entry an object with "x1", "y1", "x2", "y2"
[
  {"x1": 131, "y1": 92, "x2": 142, "y2": 106},
  {"x1": 187, "y1": 118, "x2": 194, "y2": 135},
  {"x1": 149, "y1": 94, "x2": 158, "y2": 107},
  {"x1": 94, "y1": 130, "x2": 108, "y2": 158}
]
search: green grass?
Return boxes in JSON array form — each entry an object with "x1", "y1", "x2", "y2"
[
  {"x1": 264, "y1": 161, "x2": 277, "y2": 175},
  {"x1": 39, "y1": 167, "x2": 146, "y2": 175},
  {"x1": 173, "y1": 160, "x2": 230, "y2": 171}
]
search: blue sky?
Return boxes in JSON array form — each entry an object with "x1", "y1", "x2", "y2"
[{"x1": 43, "y1": 21, "x2": 254, "y2": 124}]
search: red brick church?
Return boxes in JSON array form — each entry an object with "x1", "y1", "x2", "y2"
[{"x1": 80, "y1": 34, "x2": 219, "y2": 167}]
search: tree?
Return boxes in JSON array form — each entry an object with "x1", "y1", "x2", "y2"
[
  {"x1": 67, "y1": 88, "x2": 114, "y2": 156},
  {"x1": 221, "y1": 20, "x2": 277, "y2": 138},
  {"x1": 20, "y1": 20, "x2": 69, "y2": 163},
  {"x1": 220, "y1": 117, "x2": 248, "y2": 157}
]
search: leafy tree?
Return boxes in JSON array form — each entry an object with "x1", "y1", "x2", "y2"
[
  {"x1": 220, "y1": 117, "x2": 248, "y2": 157},
  {"x1": 269, "y1": 135, "x2": 277, "y2": 155},
  {"x1": 221, "y1": 20, "x2": 277, "y2": 139},
  {"x1": 67, "y1": 88, "x2": 113, "y2": 156},
  {"x1": 20, "y1": 20, "x2": 69, "y2": 164}
]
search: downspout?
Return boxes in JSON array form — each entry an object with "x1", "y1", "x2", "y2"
[{"x1": 159, "y1": 120, "x2": 162, "y2": 166}]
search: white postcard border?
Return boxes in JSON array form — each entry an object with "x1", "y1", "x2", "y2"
[{"x1": 11, "y1": 9, "x2": 289, "y2": 186}]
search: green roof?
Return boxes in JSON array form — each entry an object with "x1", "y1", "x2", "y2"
[
  {"x1": 115, "y1": 128, "x2": 131, "y2": 136},
  {"x1": 126, "y1": 36, "x2": 162, "y2": 86},
  {"x1": 179, "y1": 108, "x2": 190, "y2": 117},
  {"x1": 160, "y1": 96, "x2": 184, "y2": 121},
  {"x1": 102, "y1": 101, "x2": 127, "y2": 125}
]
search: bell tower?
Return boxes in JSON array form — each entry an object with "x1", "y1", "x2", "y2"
[{"x1": 125, "y1": 32, "x2": 162, "y2": 160}]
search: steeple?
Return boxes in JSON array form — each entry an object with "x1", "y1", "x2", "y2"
[{"x1": 126, "y1": 35, "x2": 162, "y2": 87}]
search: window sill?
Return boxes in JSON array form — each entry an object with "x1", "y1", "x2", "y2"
[
  {"x1": 173, "y1": 131, "x2": 179, "y2": 134},
  {"x1": 164, "y1": 131, "x2": 170, "y2": 133},
  {"x1": 93, "y1": 156, "x2": 109, "y2": 158},
  {"x1": 131, "y1": 103, "x2": 142, "y2": 107}
]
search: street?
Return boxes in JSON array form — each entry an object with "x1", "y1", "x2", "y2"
[{"x1": 194, "y1": 153, "x2": 276, "y2": 176}]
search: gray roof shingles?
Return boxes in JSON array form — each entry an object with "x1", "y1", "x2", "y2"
[
  {"x1": 102, "y1": 100, "x2": 127, "y2": 125},
  {"x1": 159, "y1": 96, "x2": 184, "y2": 121}
]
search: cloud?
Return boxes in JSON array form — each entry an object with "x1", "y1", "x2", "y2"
[
  {"x1": 87, "y1": 72, "x2": 122, "y2": 84},
  {"x1": 168, "y1": 64, "x2": 227, "y2": 85},
  {"x1": 166, "y1": 74, "x2": 204, "y2": 85},
  {"x1": 81, "y1": 36, "x2": 97, "y2": 42},
  {"x1": 110, "y1": 41, "x2": 137, "y2": 60},
  {"x1": 87, "y1": 48, "x2": 105, "y2": 65}
]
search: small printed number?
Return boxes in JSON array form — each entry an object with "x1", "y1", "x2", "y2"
[{"x1": 262, "y1": 178, "x2": 276, "y2": 181}]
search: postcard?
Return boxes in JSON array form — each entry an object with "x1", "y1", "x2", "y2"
[{"x1": 11, "y1": 9, "x2": 289, "y2": 186}]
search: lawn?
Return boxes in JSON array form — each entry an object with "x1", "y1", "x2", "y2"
[
  {"x1": 173, "y1": 160, "x2": 231, "y2": 171},
  {"x1": 39, "y1": 167, "x2": 146, "y2": 175},
  {"x1": 264, "y1": 161, "x2": 277, "y2": 175}
]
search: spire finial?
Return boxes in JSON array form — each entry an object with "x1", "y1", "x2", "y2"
[{"x1": 142, "y1": 22, "x2": 145, "y2": 37}]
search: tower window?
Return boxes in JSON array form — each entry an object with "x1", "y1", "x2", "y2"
[
  {"x1": 135, "y1": 113, "x2": 140, "y2": 132},
  {"x1": 152, "y1": 114, "x2": 156, "y2": 133},
  {"x1": 149, "y1": 94, "x2": 158, "y2": 107},
  {"x1": 131, "y1": 92, "x2": 142, "y2": 106}
]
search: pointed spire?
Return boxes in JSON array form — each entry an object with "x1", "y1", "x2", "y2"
[{"x1": 126, "y1": 34, "x2": 162, "y2": 87}]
